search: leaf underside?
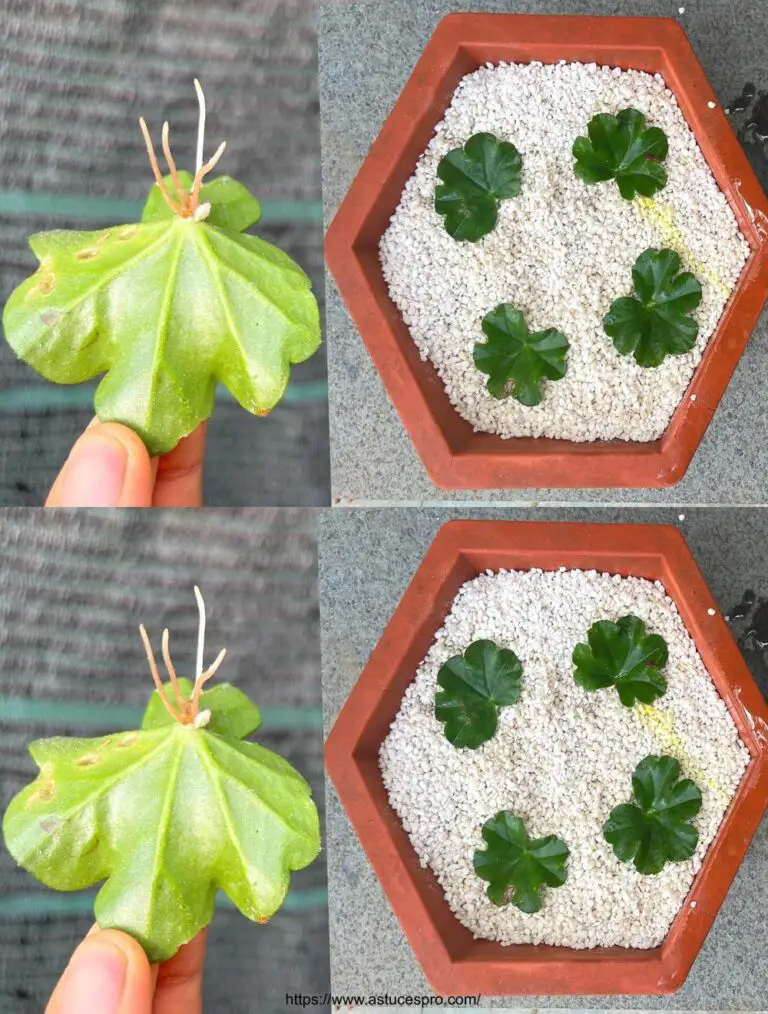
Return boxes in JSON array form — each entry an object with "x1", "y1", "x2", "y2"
[
  {"x1": 603, "y1": 248, "x2": 703, "y2": 368},
  {"x1": 473, "y1": 303, "x2": 569, "y2": 406},
  {"x1": 2, "y1": 681, "x2": 320, "y2": 962},
  {"x1": 435, "y1": 639, "x2": 523, "y2": 749},
  {"x1": 2, "y1": 173, "x2": 321, "y2": 455},
  {"x1": 603, "y1": 754, "x2": 702, "y2": 874},
  {"x1": 473, "y1": 811, "x2": 569, "y2": 913},
  {"x1": 572, "y1": 108, "x2": 669, "y2": 200},
  {"x1": 435, "y1": 132, "x2": 522, "y2": 242},
  {"x1": 572, "y1": 614, "x2": 669, "y2": 707}
]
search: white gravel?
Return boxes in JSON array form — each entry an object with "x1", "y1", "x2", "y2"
[
  {"x1": 379, "y1": 568, "x2": 750, "y2": 948},
  {"x1": 379, "y1": 62, "x2": 750, "y2": 442}
]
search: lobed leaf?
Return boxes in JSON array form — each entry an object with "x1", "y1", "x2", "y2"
[
  {"x1": 473, "y1": 303, "x2": 569, "y2": 406},
  {"x1": 603, "y1": 755, "x2": 702, "y2": 874},
  {"x1": 603, "y1": 248, "x2": 702, "y2": 367},
  {"x1": 435, "y1": 132, "x2": 522, "y2": 242},
  {"x1": 572, "y1": 108, "x2": 669, "y2": 200},
  {"x1": 473, "y1": 811, "x2": 569, "y2": 913},
  {"x1": 2, "y1": 682, "x2": 320, "y2": 962},
  {"x1": 573, "y1": 614, "x2": 668, "y2": 707},
  {"x1": 435, "y1": 639, "x2": 523, "y2": 749},
  {"x1": 2, "y1": 174, "x2": 320, "y2": 455}
]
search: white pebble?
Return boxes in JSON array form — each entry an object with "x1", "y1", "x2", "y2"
[
  {"x1": 707, "y1": 101, "x2": 717, "y2": 109},
  {"x1": 380, "y1": 62, "x2": 749, "y2": 443},
  {"x1": 707, "y1": 608, "x2": 717, "y2": 615},
  {"x1": 380, "y1": 568, "x2": 749, "y2": 949},
  {"x1": 679, "y1": 513, "x2": 686, "y2": 520}
]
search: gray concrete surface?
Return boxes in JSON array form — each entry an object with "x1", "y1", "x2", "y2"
[
  {"x1": 319, "y1": 0, "x2": 768, "y2": 505},
  {"x1": 319, "y1": 506, "x2": 768, "y2": 1006}
]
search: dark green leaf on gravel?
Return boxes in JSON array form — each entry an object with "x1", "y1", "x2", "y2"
[
  {"x1": 572, "y1": 614, "x2": 668, "y2": 707},
  {"x1": 435, "y1": 132, "x2": 522, "y2": 242},
  {"x1": 603, "y1": 248, "x2": 702, "y2": 368},
  {"x1": 435, "y1": 639, "x2": 523, "y2": 749},
  {"x1": 473, "y1": 303, "x2": 569, "y2": 406},
  {"x1": 604, "y1": 754, "x2": 702, "y2": 874},
  {"x1": 572, "y1": 108, "x2": 668, "y2": 200},
  {"x1": 474, "y1": 811, "x2": 569, "y2": 913}
]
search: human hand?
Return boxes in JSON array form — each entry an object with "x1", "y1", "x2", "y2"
[
  {"x1": 46, "y1": 421, "x2": 207, "y2": 507},
  {"x1": 46, "y1": 928, "x2": 206, "y2": 1014}
]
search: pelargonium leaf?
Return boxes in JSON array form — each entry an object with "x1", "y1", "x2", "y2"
[
  {"x1": 572, "y1": 614, "x2": 668, "y2": 707},
  {"x1": 141, "y1": 678, "x2": 262, "y2": 741},
  {"x1": 603, "y1": 755, "x2": 702, "y2": 874},
  {"x1": 473, "y1": 303, "x2": 569, "y2": 406},
  {"x1": 473, "y1": 811, "x2": 569, "y2": 913},
  {"x1": 2, "y1": 682, "x2": 320, "y2": 962},
  {"x1": 142, "y1": 171, "x2": 262, "y2": 233},
  {"x1": 603, "y1": 248, "x2": 702, "y2": 367},
  {"x1": 572, "y1": 108, "x2": 668, "y2": 199},
  {"x1": 435, "y1": 132, "x2": 522, "y2": 242},
  {"x1": 2, "y1": 174, "x2": 320, "y2": 455},
  {"x1": 435, "y1": 639, "x2": 522, "y2": 749}
]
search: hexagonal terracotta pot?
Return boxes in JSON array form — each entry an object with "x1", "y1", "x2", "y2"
[
  {"x1": 325, "y1": 521, "x2": 768, "y2": 996},
  {"x1": 325, "y1": 15, "x2": 768, "y2": 489}
]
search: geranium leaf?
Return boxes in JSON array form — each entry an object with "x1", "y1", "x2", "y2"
[
  {"x1": 572, "y1": 614, "x2": 668, "y2": 707},
  {"x1": 2, "y1": 175, "x2": 320, "y2": 455},
  {"x1": 435, "y1": 132, "x2": 522, "y2": 242},
  {"x1": 142, "y1": 171, "x2": 262, "y2": 233},
  {"x1": 2, "y1": 684, "x2": 320, "y2": 962},
  {"x1": 604, "y1": 755, "x2": 702, "y2": 874},
  {"x1": 473, "y1": 303, "x2": 569, "y2": 406},
  {"x1": 572, "y1": 108, "x2": 668, "y2": 199},
  {"x1": 435, "y1": 639, "x2": 523, "y2": 749},
  {"x1": 603, "y1": 248, "x2": 702, "y2": 367},
  {"x1": 473, "y1": 811, "x2": 569, "y2": 913},
  {"x1": 141, "y1": 679, "x2": 262, "y2": 740}
]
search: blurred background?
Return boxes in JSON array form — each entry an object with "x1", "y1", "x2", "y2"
[
  {"x1": 0, "y1": 508, "x2": 328, "y2": 1012},
  {"x1": 0, "y1": 0, "x2": 328, "y2": 506}
]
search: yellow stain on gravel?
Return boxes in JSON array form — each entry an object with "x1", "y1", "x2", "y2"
[
  {"x1": 635, "y1": 702, "x2": 731, "y2": 808},
  {"x1": 634, "y1": 197, "x2": 731, "y2": 299}
]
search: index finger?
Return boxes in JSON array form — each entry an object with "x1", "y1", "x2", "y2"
[
  {"x1": 152, "y1": 423, "x2": 208, "y2": 508},
  {"x1": 153, "y1": 930, "x2": 207, "y2": 1014}
]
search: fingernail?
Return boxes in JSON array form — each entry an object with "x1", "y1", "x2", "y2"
[
  {"x1": 58, "y1": 940, "x2": 127, "y2": 1014},
  {"x1": 57, "y1": 434, "x2": 128, "y2": 507}
]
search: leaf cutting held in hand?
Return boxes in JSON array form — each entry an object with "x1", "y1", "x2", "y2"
[
  {"x1": 473, "y1": 304, "x2": 569, "y2": 406},
  {"x1": 2, "y1": 83, "x2": 321, "y2": 456},
  {"x1": 473, "y1": 811, "x2": 569, "y2": 913},
  {"x1": 1, "y1": 588, "x2": 321, "y2": 963},
  {"x1": 603, "y1": 754, "x2": 702, "y2": 874},
  {"x1": 573, "y1": 614, "x2": 669, "y2": 707},
  {"x1": 603, "y1": 248, "x2": 702, "y2": 368},
  {"x1": 435, "y1": 639, "x2": 523, "y2": 749},
  {"x1": 572, "y1": 108, "x2": 668, "y2": 200},
  {"x1": 435, "y1": 132, "x2": 522, "y2": 242}
]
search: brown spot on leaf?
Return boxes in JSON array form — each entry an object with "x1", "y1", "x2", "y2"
[
  {"x1": 257, "y1": 916, "x2": 270, "y2": 924},
  {"x1": 30, "y1": 272, "x2": 56, "y2": 298},
  {"x1": 76, "y1": 247, "x2": 100, "y2": 261},
  {"x1": 117, "y1": 225, "x2": 140, "y2": 241},
  {"x1": 40, "y1": 818, "x2": 62, "y2": 834},
  {"x1": 30, "y1": 780, "x2": 56, "y2": 804},
  {"x1": 40, "y1": 310, "x2": 63, "y2": 328},
  {"x1": 256, "y1": 409, "x2": 270, "y2": 418},
  {"x1": 118, "y1": 733, "x2": 138, "y2": 748},
  {"x1": 76, "y1": 754, "x2": 99, "y2": 767}
]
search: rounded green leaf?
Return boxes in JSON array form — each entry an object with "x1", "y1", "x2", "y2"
[
  {"x1": 604, "y1": 754, "x2": 702, "y2": 875},
  {"x1": 435, "y1": 639, "x2": 523, "y2": 749},
  {"x1": 435, "y1": 132, "x2": 522, "y2": 242},
  {"x1": 473, "y1": 810, "x2": 569, "y2": 912},
  {"x1": 3, "y1": 182, "x2": 320, "y2": 455},
  {"x1": 141, "y1": 172, "x2": 262, "y2": 233},
  {"x1": 474, "y1": 303, "x2": 569, "y2": 406},
  {"x1": 141, "y1": 679, "x2": 262, "y2": 740},
  {"x1": 572, "y1": 108, "x2": 668, "y2": 200},
  {"x1": 572, "y1": 613, "x2": 668, "y2": 707},
  {"x1": 2, "y1": 691, "x2": 320, "y2": 962},
  {"x1": 603, "y1": 248, "x2": 702, "y2": 368}
]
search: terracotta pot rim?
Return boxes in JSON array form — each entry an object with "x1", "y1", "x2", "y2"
[
  {"x1": 326, "y1": 520, "x2": 768, "y2": 996},
  {"x1": 325, "y1": 14, "x2": 768, "y2": 489}
]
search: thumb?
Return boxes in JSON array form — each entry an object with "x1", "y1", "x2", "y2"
[
  {"x1": 46, "y1": 929, "x2": 155, "y2": 1014},
  {"x1": 47, "y1": 422, "x2": 156, "y2": 507}
]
